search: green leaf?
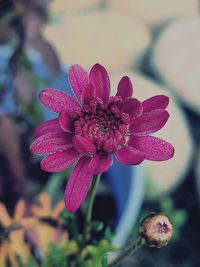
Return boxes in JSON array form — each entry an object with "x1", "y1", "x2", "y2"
[
  {"x1": 103, "y1": 227, "x2": 114, "y2": 242},
  {"x1": 102, "y1": 253, "x2": 109, "y2": 267},
  {"x1": 23, "y1": 102, "x2": 43, "y2": 125},
  {"x1": 61, "y1": 240, "x2": 79, "y2": 256},
  {"x1": 89, "y1": 221, "x2": 104, "y2": 231},
  {"x1": 173, "y1": 210, "x2": 187, "y2": 226},
  {"x1": 44, "y1": 171, "x2": 67, "y2": 197},
  {"x1": 23, "y1": 258, "x2": 38, "y2": 267},
  {"x1": 144, "y1": 178, "x2": 159, "y2": 201},
  {"x1": 160, "y1": 197, "x2": 173, "y2": 212},
  {"x1": 42, "y1": 243, "x2": 68, "y2": 267},
  {"x1": 81, "y1": 240, "x2": 117, "y2": 267}
]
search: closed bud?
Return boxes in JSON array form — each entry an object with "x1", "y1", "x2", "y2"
[{"x1": 140, "y1": 212, "x2": 173, "y2": 248}]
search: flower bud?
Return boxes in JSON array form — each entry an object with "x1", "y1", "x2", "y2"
[{"x1": 140, "y1": 212, "x2": 173, "y2": 248}]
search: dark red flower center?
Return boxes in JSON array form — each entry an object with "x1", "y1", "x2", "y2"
[
  {"x1": 157, "y1": 222, "x2": 170, "y2": 234},
  {"x1": 74, "y1": 99, "x2": 130, "y2": 153}
]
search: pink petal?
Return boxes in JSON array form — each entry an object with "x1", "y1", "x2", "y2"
[
  {"x1": 34, "y1": 119, "x2": 61, "y2": 138},
  {"x1": 115, "y1": 146, "x2": 144, "y2": 165},
  {"x1": 39, "y1": 88, "x2": 81, "y2": 114},
  {"x1": 30, "y1": 132, "x2": 73, "y2": 155},
  {"x1": 121, "y1": 97, "x2": 143, "y2": 120},
  {"x1": 142, "y1": 95, "x2": 169, "y2": 112},
  {"x1": 129, "y1": 136, "x2": 174, "y2": 161},
  {"x1": 88, "y1": 153, "x2": 113, "y2": 175},
  {"x1": 41, "y1": 148, "x2": 81, "y2": 172},
  {"x1": 116, "y1": 76, "x2": 133, "y2": 101},
  {"x1": 59, "y1": 110, "x2": 74, "y2": 133},
  {"x1": 89, "y1": 64, "x2": 110, "y2": 105},
  {"x1": 68, "y1": 64, "x2": 89, "y2": 102},
  {"x1": 129, "y1": 110, "x2": 169, "y2": 135},
  {"x1": 64, "y1": 156, "x2": 93, "y2": 212},
  {"x1": 81, "y1": 84, "x2": 95, "y2": 105},
  {"x1": 73, "y1": 135, "x2": 96, "y2": 154}
]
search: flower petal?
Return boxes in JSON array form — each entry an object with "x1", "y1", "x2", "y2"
[
  {"x1": 116, "y1": 76, "x2": 133, "y2": 100},
  {"x1": 59, "y1": 110, "x2": 74, "y2": 133},
  {"x1": 14, "y1": 199, "x2": 26, "y2": 221},
  {"x1": 0, "y1": 202, "x2": 12, "y2": 227},
  {"x1": 73, "y1": 135, "x2": 96, "y2": 154},
  {"x1": 39, "y1": 88, "x2": 81, "y2": 114},
  {"x1": 129, "y1": 110, "x2": 169, "y2": 135},
  {"x1": 34, "y1": 119, "x2": 61, "y2": 138},
  {"x1": 89, "y1": 64, "x2": 110, "y2": 105},
  {"x1": 88, "y1": 153, "x2": 113, "y2": 174},
  {"x1": 38, "y1": 193, "x2": 51, "y2": 208},
  {"x1": 142, "y1": 95, "x2": 169, "y2": 112},
  {"x1": 68, "y1": 64, "x2": 89, "y2": 102},
  {"x1": 121, "y1": 97, "x2": 143, "y2": 120},
  {"x1": 30, "y1": 132, "x2": 73, "y2": 155},
  {"x1": 41, "y1": 148, "x2": 81, "y2": 172},
  {"x1": 64, "y1": 156, "x2": 93, "y2": 212},
  {"x1": 115, "y1": 146, "x2": 144, "y2": 165},
  {"x1": 52, "y1": 201, "x2": 65, "y2": 218},
  {"x1": 129, "y1": 136, "x2": 174, "y2": 161},
  {"x1": 81, "y1": 84, "x2": 95, "y2": 105}
]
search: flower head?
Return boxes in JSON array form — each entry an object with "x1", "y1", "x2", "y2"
[
  {"x1": 30, "y1": 63, "x2": 174, "y2": 212},
  {"x1": 31, "y1": 192, "x2": 64, "y2": 220},
  {"x1": 140, "y1": 212, "x2": 173, "y2": 247},
  {"x1": 29, "y1": 193, "x2": 67, "y2": 255},
  {"x1": 0, "y1": 200, "x2": 34, "y2": 266}
]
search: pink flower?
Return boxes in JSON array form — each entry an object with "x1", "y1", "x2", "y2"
[{"x1": 30, "y1": 64, "x2": 174, "y2": 212}]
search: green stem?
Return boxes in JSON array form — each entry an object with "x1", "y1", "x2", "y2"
[
  {"x1": 108, "y1": 237, "x2": 145, "y2": 267},
  {"x1": 82, "y1": 173, "x2": 101, "y2": 242},
  {"x1": 70, "y1": 216, "x2": 80, "y2": 245}
]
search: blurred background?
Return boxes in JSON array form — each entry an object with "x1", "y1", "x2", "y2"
[{"x1": 0, "y1": 0, "x2": 200, "y2": 266}]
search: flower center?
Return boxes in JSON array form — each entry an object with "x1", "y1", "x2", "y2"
[
  {"x1": 74, "y1": 99, "x2": 129, "y2": 153},
  {"x1": 157, "y1": 222, "x2": 170, "y2": 234}
]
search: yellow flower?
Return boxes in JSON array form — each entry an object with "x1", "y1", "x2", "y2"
[
  {"x1": 29, "y1": 192, "x2": 67, "y2": 255},
  {"x1": 31, "y1": 192, "x2": 64, "y2": 220},
  {"x1": 0, "y1": 199, "x2": 35, "y2": 267}
]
